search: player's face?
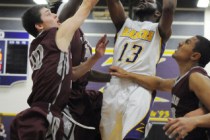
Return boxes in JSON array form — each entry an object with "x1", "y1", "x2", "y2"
[
  {"x1": 39, "y1": 7, "x2": 61, "y2": 30},
  {"x1": 172, "y1": 36, "x2": 199, "y2": 62},
  {"x1": 136, "y1": 0, "x2": 158, "y2": 21},
  {"x1": 138, "y1": 0, "x2": 157, "y2": 10}
]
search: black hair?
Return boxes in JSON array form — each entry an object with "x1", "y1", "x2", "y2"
[
  {"x1": 22, "y1": 5, "x2": 46, "y2": 37},
  {"x1": 193, "y1": 35, "x2": 210, "y2": 67}
]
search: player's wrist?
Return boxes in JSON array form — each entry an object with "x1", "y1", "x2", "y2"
[
  {"x1": 192, "y1": 117, "x2": 200, "y2": 128},
  {"x1": 92, "y1": 53, "x2": 101, "y2": 60},
  {"x1": 82, "y1": 0, "x2": 98, "y2": 10}
]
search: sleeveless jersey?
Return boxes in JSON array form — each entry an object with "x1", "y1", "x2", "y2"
[
  {"x1": 70, "y1": 29, "x2": 92, "y2": 89},
  {"x1": 172, "y1": 66, "x2": 209, "y2": 140},
  {"x1": 113, "y1": 18, "x2": 165, "y2": 76},
  {"x1": 28, "y1": 28, "x2": 72, "y2": 110},
  {"x1": 69, "y1": 29, "x2": 103, "y2": 140}
]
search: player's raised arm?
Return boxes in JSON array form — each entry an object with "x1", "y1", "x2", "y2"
[
  {"x1": 58, "y1": 0, "x2": 83, "y2": 22},
  {"x1": 158, "y1": 0, "x2": 177, "y2": 43},
  {"x1": 56, "y1": 0, "x2": 98, "y2": 52},
  {"x1": 106, "y1": 0, "x2": 127, "y2": 32}
]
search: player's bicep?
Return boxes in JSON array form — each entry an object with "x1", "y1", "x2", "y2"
[{"x1": 190, "y1": 73, "x2": 210, "y2": 111}]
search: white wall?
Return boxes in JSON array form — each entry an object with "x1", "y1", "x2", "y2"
[
  {"x1": 0, "y1": 69, "x2": 32, "y2": 114},
  {"x1": 0, "y1": 35, "x2": 33, "y2": 114}
]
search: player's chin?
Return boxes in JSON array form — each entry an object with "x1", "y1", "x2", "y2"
[{"x1": 172, "y1": 53, "x2": 176, "y2": 58}]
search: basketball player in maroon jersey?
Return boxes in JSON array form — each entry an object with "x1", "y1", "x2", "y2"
[
  {"x1": 109, "y1": 35, "x2": 210, "y2": 140},
  {"x1": 10, "y1": 0, "x2": 109, "y2": 140},
  {"x1": 47, "y1": 0, "x2": 111, "y2": 139}
]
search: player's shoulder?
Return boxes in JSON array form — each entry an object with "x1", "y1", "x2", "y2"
[{"x1": 189, "y1": 66, "x2": 207, "y2": 76}]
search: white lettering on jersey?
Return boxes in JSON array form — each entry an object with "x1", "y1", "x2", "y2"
[
  {"x1": 171, "y1": 94, "x2": 180, "y2": 106},
  {"x1": 120, "y1": 26, "x2": 155, "y2": 42},
  {"x1": 29, "y1": 44, "x2": 44, "y2": 71}
]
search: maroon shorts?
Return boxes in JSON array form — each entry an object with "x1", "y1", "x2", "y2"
[
  {"x1": 10, "y1": 103, "x2": 63, "y2": 140},
  {"x1": 68, "y1": 89, "x2": 103, "y2": 140}
]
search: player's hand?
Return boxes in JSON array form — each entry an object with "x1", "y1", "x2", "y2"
[
  {"x1": 163, "y1": 117, "x2": 196, "y2": 139},
  {"x1": 94, "y1": 34, "x2": 109, "y2": 59},
  {"x1": 109, "y1": 66, "x2": 129, "y2": 78}
]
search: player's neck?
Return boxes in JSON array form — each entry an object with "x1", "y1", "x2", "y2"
[{"x1": 178, "y1": 63, "x2": 198, "y2": 76}]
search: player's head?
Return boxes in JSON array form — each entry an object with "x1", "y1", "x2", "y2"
[
  {"x1": 135, "y1": 0, "x2": 162, "y2": 22},
  {"x1": 22, "y1": 5, "x2": 60, "y2": 37},
  {"x1": 193, "y1": 35, "x2": 210, "y2": 67},
  {"x1": 172, "y1": 36, "x2": 210, "y2": 67}
]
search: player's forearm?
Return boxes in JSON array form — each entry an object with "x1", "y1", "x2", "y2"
[
  {"x1": 56, "y1": 0, "x2": 97, "y2": 52},
  {"x1": 72, "y1": 55, "x2": 100, "y2": 80},
  {"x1": 59, "y1": 0, "x2": 83, "y2": 22},
  {"x1": 162, "y1": 0, "x2": 177, "y2": 11},
  {"x1": 159, "y1": 0, "x2": 176, "y2": 42},
  {"x1": 194, "y1": 114, "x2": 210, "y2": 128},
  {"x1": 184, "y1": 107, "x2": 208, "y2": 117},
  {"x1": 162, "y1": 0, "x2": 177, "y2": 26},
  {"x1": 110, "y1": 66, "x2": 174, "y2": 92},
  {"x1": 125, "y1": 72, "x2": 162, "y2": 91},
  {"x1": 87, "y1": 70, "x2": 111, "y2": 82},
  {"x1": 106, "y1": 0, "x2": 126, "y2": 32}
]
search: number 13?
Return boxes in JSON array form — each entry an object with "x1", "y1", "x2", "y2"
[{"x1": 118, "y1": 43, "x2": 143, "y2": 63}]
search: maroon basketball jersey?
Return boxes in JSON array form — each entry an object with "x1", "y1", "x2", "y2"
[
  {"x1": 172, "y1": 66, "x2": 209, "y2": 140},
  {"x1": 28, "y1": 28, "x2": 72, "y2": 110},
  {"x1": 71, "y1": 29, "x2": 92, "y2": 89}
]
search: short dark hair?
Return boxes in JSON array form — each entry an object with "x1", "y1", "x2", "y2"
[
  {"x1": 193, "y1": 35, "x2": 210, "y2": 67},
  {"x1": 22, "y1": 5, "x2": 46, "y2": 37}
]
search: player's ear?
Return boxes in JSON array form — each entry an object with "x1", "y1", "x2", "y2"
[
  {"x1": 35, "y1": 23, "x2": 44, "y2": 32},
  {"x1": 191, "y1": 52, "x2": 201, "y2": 61},
  {"x1": 154, "y1": 11, "x2": 161, "y2": 19}
]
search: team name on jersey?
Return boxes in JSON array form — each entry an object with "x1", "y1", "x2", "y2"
[{"x1": 120, "y1": 26, "x2": 155, "y2": 42}]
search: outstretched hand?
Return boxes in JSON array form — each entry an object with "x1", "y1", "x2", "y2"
[
  {"x1": 109, "y1": 66, "x2": 129, "y2": 78},
  {"x1": 94, "y1": 34, "x2": 109, "y2": 59},
  {"x1": 163, "y1": 117, "x2": 196, "y2": 140}
]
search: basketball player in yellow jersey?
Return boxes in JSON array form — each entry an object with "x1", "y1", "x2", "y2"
[{"x1": 100, "y1": 0, "x2": 177, "y2": 140}]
